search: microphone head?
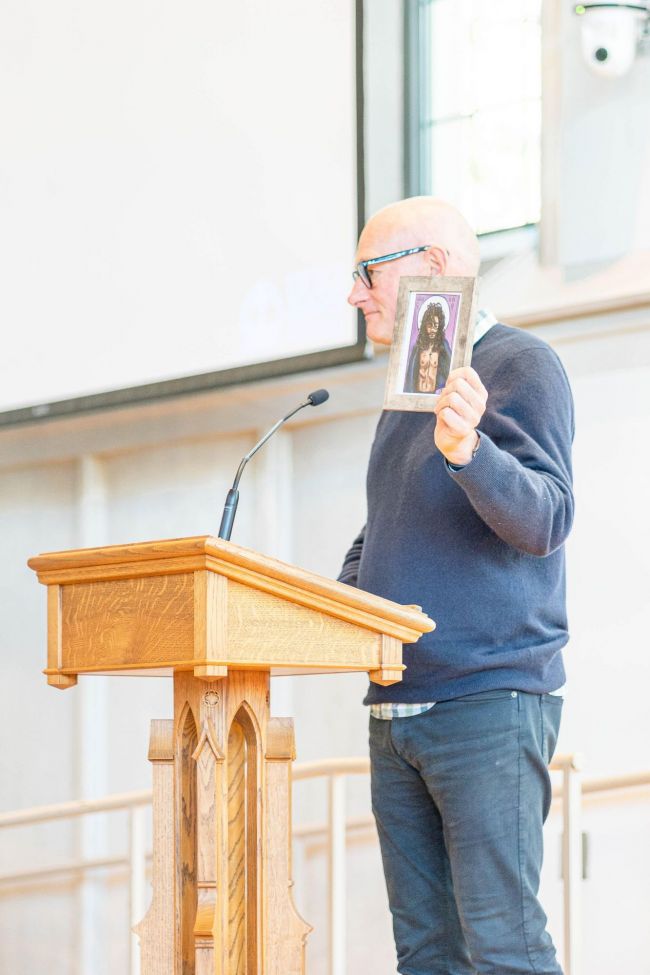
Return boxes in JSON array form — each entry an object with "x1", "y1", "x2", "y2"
[{"x1": 307, "y1": 388, "x2": 329, "y2": 407}]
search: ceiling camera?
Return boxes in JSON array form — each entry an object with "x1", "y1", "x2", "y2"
[{"x1": 575, "y1": 2, "x2": 650, "y2": 77}]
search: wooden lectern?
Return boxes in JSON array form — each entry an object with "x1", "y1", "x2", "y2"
[{"x1": 28, "y1": 536, "x2": 434, "y2": 974}]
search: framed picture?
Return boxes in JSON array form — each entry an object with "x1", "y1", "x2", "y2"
[{"x1": 383, "y1": 275, "x2": 479, "y2": 412}]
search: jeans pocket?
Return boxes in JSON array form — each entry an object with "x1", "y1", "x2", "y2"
[
  {"x1": 541, "y1": 695, "x2": 563, "y2": 763},
  {"x1": 447, "y1": 689, "x2": 518, "y2": 703},
  {"x1": 435, "y1": 690, "x2": 518, "y2": 744}
]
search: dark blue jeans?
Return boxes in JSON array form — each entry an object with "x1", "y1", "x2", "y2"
[{"x1": 369, "y1": 690, "x2": 563, "y2": 975}]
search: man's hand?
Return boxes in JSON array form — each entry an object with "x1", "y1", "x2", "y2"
[{"x1": 433, "y1": 367, "x2": 488, "y2": 466}]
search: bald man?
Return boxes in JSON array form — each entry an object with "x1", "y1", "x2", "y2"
[{"x1": 339, "y1": 197, "x2": 573, "y2": 974}]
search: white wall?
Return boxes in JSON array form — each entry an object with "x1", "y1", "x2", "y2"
[
  {"x1": 544, "y1": 1, "x2": 650, "y2": 267},
  {"x1": 559, "y1": 335, "x2": 650, "y2": 774},
  {"x1": 0, "y1": 463, "x2": 79, "y2": 975}
]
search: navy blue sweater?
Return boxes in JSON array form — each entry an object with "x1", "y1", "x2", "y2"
[{"x1": 338, "y1": 324, "x2": 575, "y2": 704}]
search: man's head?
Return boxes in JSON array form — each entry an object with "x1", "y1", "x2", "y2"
[
  {"x1": 348, "y1": 197, "x2": 480, "y2": 346},
  {"x1": 421, "y1": 302, "x2": 445, "y2": 343}
]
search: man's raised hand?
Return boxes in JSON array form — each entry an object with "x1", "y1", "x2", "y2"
[{"x1": 433, "y1": 367, "x2": 488, "y2": 467}]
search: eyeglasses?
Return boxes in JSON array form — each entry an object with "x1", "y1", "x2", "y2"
[{"x1": 352, "y1": 245, "x2": 431, "y2": 289}]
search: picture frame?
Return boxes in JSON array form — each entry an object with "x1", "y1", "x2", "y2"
[{"x1": 383, "y1": 275, "x2": 479, "y2": 412}]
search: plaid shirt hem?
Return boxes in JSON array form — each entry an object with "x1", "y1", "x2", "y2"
[
  {"x1": 369, "y1": 702, "x2": 436, "y2": 720},
  {"x1": 369, "y1": 686, "x2": 565, "y2": 721}
]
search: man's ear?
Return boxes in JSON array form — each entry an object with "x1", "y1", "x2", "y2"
[{"x1": 426, "y1": 246, "x2": 448, "y2": 276}]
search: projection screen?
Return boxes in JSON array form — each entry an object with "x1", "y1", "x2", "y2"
[{"x1": 0, "y1": 0, "x2": 363, "y2": 424}]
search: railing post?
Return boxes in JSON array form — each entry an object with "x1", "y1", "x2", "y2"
[
  {"x1": 561, "y1": 757, "x2": 582, "y2": 975},
  {"x1": 328, "y1": 774, "x2": 346, "y2": 975},
  {"x1": 129, "y1": 805, "x2": 148, "y2": 975}
]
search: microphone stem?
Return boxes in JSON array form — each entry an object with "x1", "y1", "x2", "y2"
[
  {"x1": 231, "y1": 400, "x2": 309, "y2": 492},
  {"x1": 218, "y1": 488, "x2": 239, "y2": 542},
  {"x1": 218, "y1": 398, "x2": 314, "y2": 540}
]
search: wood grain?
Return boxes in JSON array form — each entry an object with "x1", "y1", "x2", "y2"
[
  {"x1": 28, "y1": 535, "x2": 434, "y2": 642},
  {"x1": 264, "y1": 718, "x2": 311, "y2": 974},
  {"x1": 192, "y1": 713, "x2": 222, "y2": 969},
  {"x1": 46, "y1": 585, "x2": 76, "y2": 688},
  {"x1": 177, "y1": 705, "x2": 198, "y2": 975},
  {"x1": 47, "y1": 585, "x2": 62, "y2": 669},
  {"x1": 48, "y1": 558, "x2": 411, "y2": 681},
  {"x1": 174, "y1": 674, "x2": 226, "y2": 975},
  {"x1": 369, "y1": 634, "x2": 405, "y2": 686},
  {"x1": 46, "y1": 671, "x2": 78, "y2": 688},
  {"x1": 61, "y1": 574, "x2": 194, "y2": 670},
  {"x1": 193, "y1": 571, "x2": 227, "y2": 662},
  {"x1": 193, "y1": 664, "x2": 228, "y2": 680},
  {"x1": 227, "y1": 720, "x2": 247, "y2": 974},
  {"x1": 35, "y1": 555, "x2": 208, "y2": 587},
  {"x1": 132, "y1": 666, "x2": 311, "y2": 974},
  {"x1": 266, "y1": 718, "x2": 295, "y2": 762},
  {"x1": 226, "y1": 580, "x2": 383, "y2": 667},
  {"x1": 134, "y1": 720, "x2": 175, "y2": 974},
  {"x1": 206, "y1": 554, "x2": 431, "y2": 643}
]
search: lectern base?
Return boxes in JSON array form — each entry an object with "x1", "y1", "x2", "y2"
[{"x1": 135, "y1": 670, "x2": 311, "y2": 975}]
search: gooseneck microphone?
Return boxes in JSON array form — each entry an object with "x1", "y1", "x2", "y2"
[{"x1": 217, "y1": 389, "x2": 330, "y2": 541}]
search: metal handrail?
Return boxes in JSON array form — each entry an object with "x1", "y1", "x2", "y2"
[
  {"x1": 0, "y1": 789, "x2": 152, "y2": 829},
  {"x1": 582, "y1": 770, "x2": 650, "y2": 793},
  {"x1": 2, "y1": 757, "x2": 648, "y2": 831},
  {"x1": 292, "y1": 757, "x2": 371, "y2": 780},
  {"x1": 0, "y1": 855, "x2": 134, "y2": 886}
]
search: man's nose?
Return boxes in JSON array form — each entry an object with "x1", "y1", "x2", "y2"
[{"x1": 347, "y1": 276, "x2": 367, "y2": 307}]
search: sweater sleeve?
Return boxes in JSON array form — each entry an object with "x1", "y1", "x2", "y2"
[
  {"x1": 337, "y1": 524, "x2": 366, "y2": 587},
  {"x1": 447, "y1": 346, "x2": 575, "y2": 557}
]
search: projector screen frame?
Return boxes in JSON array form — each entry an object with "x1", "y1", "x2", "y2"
[{"x1": 1, "y1": 0, "x2": 366, "y2": 430}]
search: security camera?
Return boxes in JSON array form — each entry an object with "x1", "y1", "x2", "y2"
[{"x1": 575, "y1": 2, "x2": 650, "y2": 78}]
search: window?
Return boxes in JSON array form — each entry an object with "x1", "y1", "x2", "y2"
[{"x1": 407, "y1": 0, "x2": 542, "y2": 238}]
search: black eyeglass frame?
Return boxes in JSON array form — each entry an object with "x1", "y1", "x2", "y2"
[{"x1": 352, "y1": 244, "x2": 431, "y2": 288}]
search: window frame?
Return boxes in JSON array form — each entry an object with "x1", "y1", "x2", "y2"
[{"x1": 404, "y1": 0, "x2": 541, "y2": 258}]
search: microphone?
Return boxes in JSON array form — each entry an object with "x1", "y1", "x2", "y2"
[{"x1": 217, "y1": 389, "x2": 330, "y2": 541}]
